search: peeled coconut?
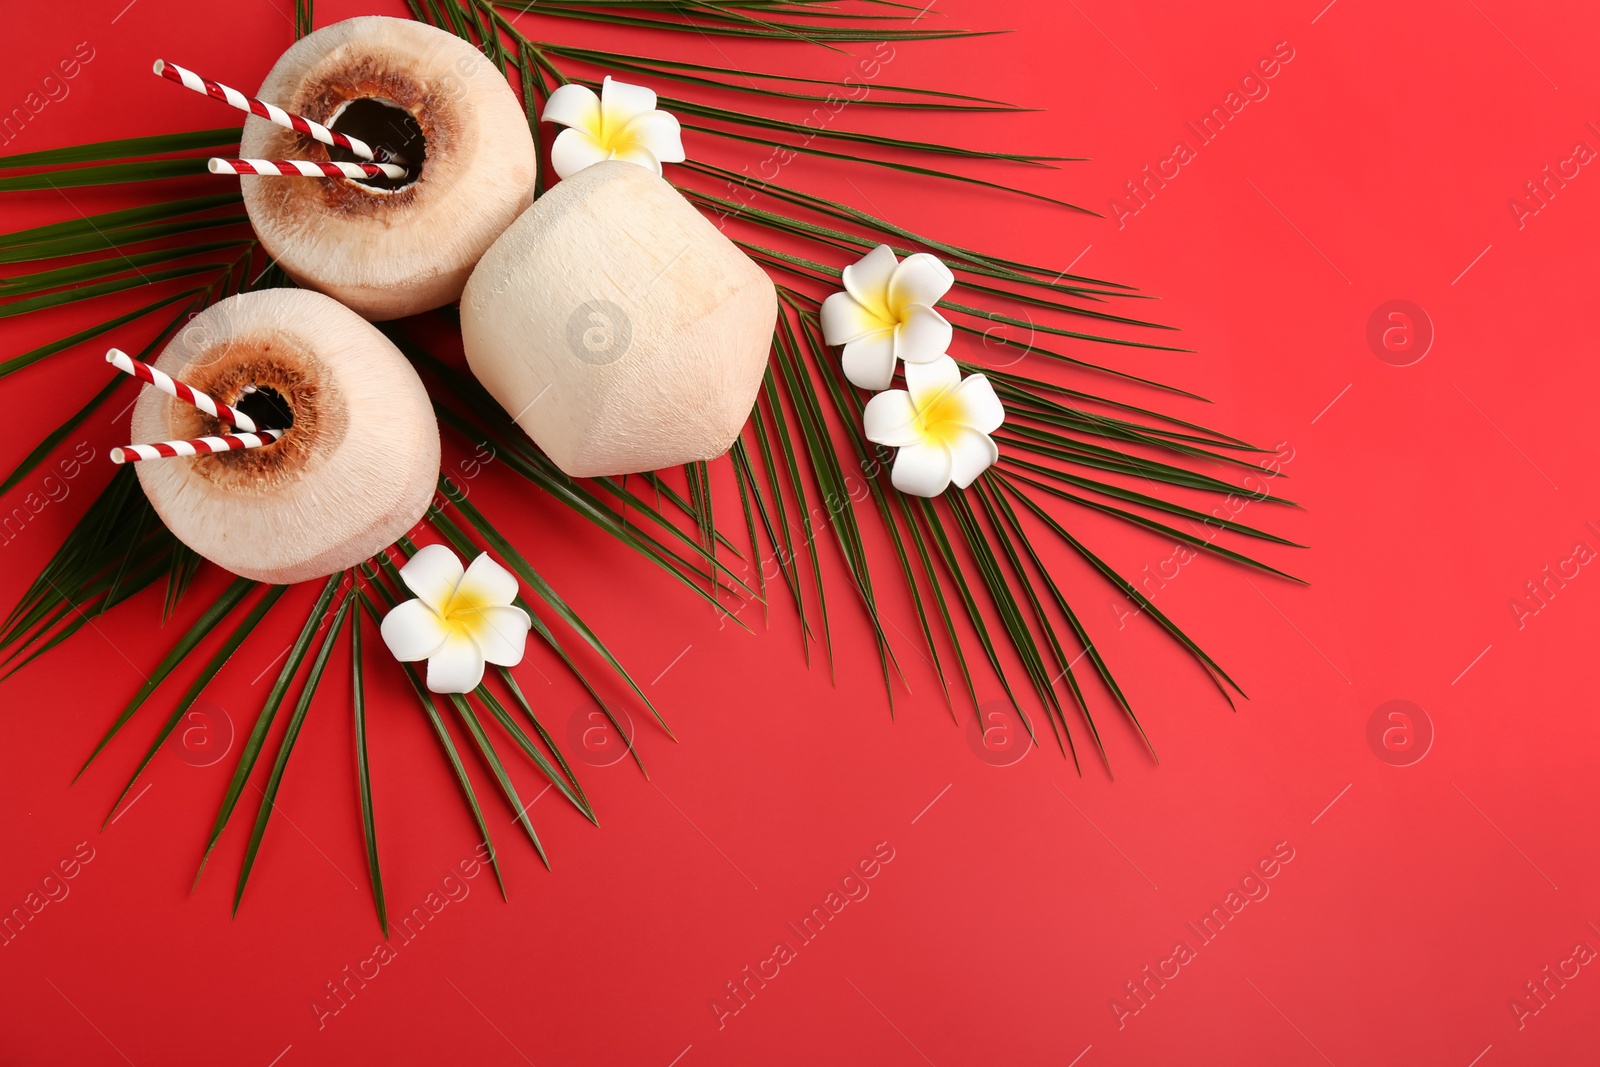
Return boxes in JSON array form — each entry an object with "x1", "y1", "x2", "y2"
[
  {"x1": 461, "y1": 160, "x2": 777, "y2": 477},
  {"x1": 131, "y1": 289, "x2": 440, "y2": 584},
  {"x1": 239, "y1": 16, "x2": 537, "y2": 320}
]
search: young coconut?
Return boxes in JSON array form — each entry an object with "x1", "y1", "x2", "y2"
[
  {"x1": 460, "y1": 160, "x2": 777, "y2": 477},
  {"x1": 239, "y1": 17, "x2": 537, "y2": 320},
  {"x1": 130, "y1": 289, "x2": 440, "y2": 585}
]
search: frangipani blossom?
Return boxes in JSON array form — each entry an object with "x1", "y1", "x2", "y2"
[
  {"x1": 821, "y1": 244, "x2": 955, "y2": 391},
  {"x1": 380, "y1": 545, "x2": 533, "y2": 694},
  {"x1": 863, "y1": 356, "x2": 1005, "y2": 497},
  {"x1": 541, "y1": 76, "x2": 686, "y2": 180}
]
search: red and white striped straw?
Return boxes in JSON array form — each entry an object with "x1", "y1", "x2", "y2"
[
  {"x1": 153, "y1": 59, "x2": 405, "y2": 165},
  {"x1": 111, "y1": 429, "x2": 285, "y2": 465},
  {"x1": 208, "y1": 157, "x2": 408, "y2": 180},
  {"x1": 105, "y1": 348, "x2": 258, "y2": 433}
]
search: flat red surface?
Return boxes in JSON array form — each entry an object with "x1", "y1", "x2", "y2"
[{"x1": 4, "y1": 1, "x2": 1599, "y2": 1064}]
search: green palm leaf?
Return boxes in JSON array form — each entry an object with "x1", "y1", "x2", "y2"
[
  {"x1": 0, "y1": 0, "x2": 1306, "y2": 930},
  {"x1": 351, "y1": 604, "x2": 388, "y2": 934},
  {"x1": 197, "y1": 573, "x2": 343, "y2": 885},
  {"x1": 234, "y1": 591, "x2": 353, "y2": 912}
]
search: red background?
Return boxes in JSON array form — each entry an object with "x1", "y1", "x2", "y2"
[{"x1": 4, "y1": 1, "x2": 1599, "y2": 1064}]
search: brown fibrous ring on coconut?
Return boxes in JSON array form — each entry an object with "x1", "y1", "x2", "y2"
[
  {"x1": 239, "y1": 16, "x2": 537, "y2": 320},
  {"x1": 131, "y1": 288, "x2": 441, "y2": 585}
]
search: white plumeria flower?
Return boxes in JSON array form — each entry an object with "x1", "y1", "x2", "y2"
[
  {"x1": 863, "y1": 356, "x2": 1005, "y2": 497},
  {"x1": 821, "y1": 244, "x2": 955, "y2": 391},
  {"x1": 380, "y1": 545, "x2": 533, "y2": 694},
  {"x1": 541, "y1": 76, "x2": 686, "y2": 180}
]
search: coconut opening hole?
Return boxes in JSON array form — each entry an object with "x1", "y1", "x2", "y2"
[
  {"x1": 236, "y1": 386, "x2": 295, "y2": 431},
  {"x1": 328, "y1": 98, "x2": 426, "y2": 192}
]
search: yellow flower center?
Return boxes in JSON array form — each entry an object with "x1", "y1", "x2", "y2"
[
  {"x1": 913, "y1": 387, "x2": 966, "y2": 447},
  {"x1": 435, "y1": 585, "x2": 491, "y2": 639},
  {"x1": 885, "y1": 292, "x2": 912, "y2": 324},
  {"x1": 593, "y1": 108, "x2": 637, "y2": 157}
]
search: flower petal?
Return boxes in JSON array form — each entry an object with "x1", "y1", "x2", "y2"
[
  {"x1": 888, "y1": 253, "x2": 954, "y2": 314},
  {"x1": 380, "y1": 598, "x2": 450, "y2": 662},
  {"x1": 862, "y1": 390, "x2": 921, "y2": 448},
  {"x1": 841, "y1": 331, "x2": 898, "y2": 391},
  {"x1": 621, "y1": 110, "x2": 685, "y2": 164},
  {"x1": 468, "y1": 605, "x2": 533, "y2": 667},
  {"x1": 541, "y1": 82, "x2": 601, "y2": 132},
  {"x1": 904, "y1": 355, "x2": 962, "y2": 409},
  {"x1": 890, "y1": 441, "x2": 953, "y2": 497},
  {"x1": 601, "y1": 76, "x2": 658, "y2": 128},
  {"x1": 398, "y1": 544, "x2": 463, "y2": 611},
  {"x1": 946, "y1": 427, "x2": 999, "y2": 489},
  {"x1": 448, "y1": 553, "x2": 520, "y2": 613},
  {"x1": 551, "y1": 127, "x2": 614, "y2": 180},
  {"x1": 893, "y1": 303, "x2": 953, "y2": 366},
  {"x1": 821, "y1": 291, "x2": 891, "y2": 346},
  {"x1": 608, "y1": 142, "x2": 663, "y2": 175},
  {"x1": 842, "y1": 244, "x2": 898, "y2": 322},
  {"x1": 953, "y1": 373, "x2": 1005, "y2": 434},
  {"x1": 425, "y1": 630, "x2": 486, "y2": 695}
]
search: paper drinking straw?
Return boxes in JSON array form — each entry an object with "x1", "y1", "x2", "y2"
[
  {"x1": 111, "y1": 430, "x2": 285, "y2": 464},
  {"x1": 105, "y1": 348, "x2": 258, "y2": 433},
  {"x1": 153, "y1": 59, "x2": 405, "y2": 165},
  {"x1": 208, "y1": 157, "x2": 408, "y2": 180}
]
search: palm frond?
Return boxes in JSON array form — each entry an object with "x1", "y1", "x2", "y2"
[
  {"x1": 234, "y1": 590, "x2": 352, "y2": 912},
  {"x1": 0, "y1": 0, "x2": 1304, "y2": 930},
  {"x1": 350, "y1": 603, "x2": 388, "y2": 933}
]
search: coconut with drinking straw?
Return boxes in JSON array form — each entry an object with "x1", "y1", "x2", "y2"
[
  {"x1": 126, "y1": 288, "x2": 440, "y2": 585},
  {"x1": 154, "y1": 18, "x2": 538, "y2": 321},
  {"x1": 235, "y1": 17, "x2": 537, "y2": 320}
]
